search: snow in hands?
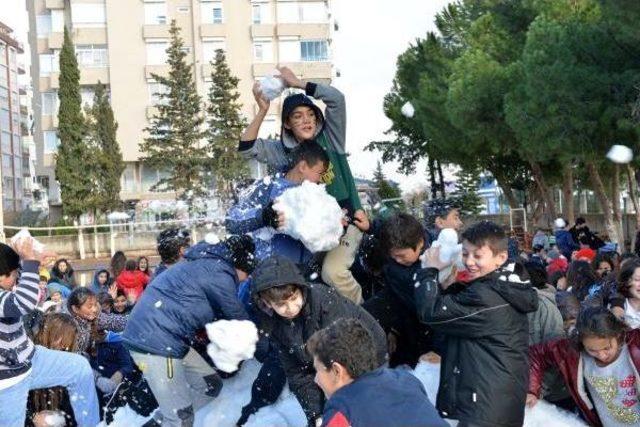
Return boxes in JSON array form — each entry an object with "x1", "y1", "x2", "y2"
[{"x1": 206, "y1": 320, "x2": 259, "y2": 373}]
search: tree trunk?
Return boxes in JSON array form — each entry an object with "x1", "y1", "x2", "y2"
[
  {"x1": 627, "y1": 165, "x2": 640, "y2": 228},
  {"x1": 497, "y1": 180, "x2": 518, "y2": 209},
  {"x1": 428, "y1": 158, "x2": 437, "y2": 199},
  {"x1": 561, "y1": 163, "x2": 575, "y2": 224},
  {"x1": 530, "y1": 161, "x2": 557, "y2": 220},
  {"x1": 437, "y1": 160, "x2": 445, "y2": 198},
  {"x1": 586, "y1": 161, "x2": 624, "y2": 251}
]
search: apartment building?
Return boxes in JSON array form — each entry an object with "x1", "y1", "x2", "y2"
[
  {"x1": 0, "y1": 22, "x2": 30, "y2": 214},
  {"x1": 27, "y1": 0, "x2": 335, "y2": 213}
]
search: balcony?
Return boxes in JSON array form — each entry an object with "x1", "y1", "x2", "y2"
[
  {"x1": 253, "y1": 62, "x2": 332, "y2": 80},
  {"x1": 47, "y1": 32, "x2": 63, "y2": 50},
  {"x1": 17, "y1": 64, "x2": 26, "y2": 75},
  {"x1": 276, "y1": 23, "x2": 330, "y2": 39},
  {"x1": 143, "y1": 25, "x2": 171, "y2": 39},
  {"x1": 79, "y1": 67, "x2": 109, "y2": 85},
  {"x1": 41, "y1": 115, "x2": 59, "y2": 130},
  {"x1": 72, "y1": 27, "x2": 108, "y2": 45},
  {"x1": 251, "y1": 63, "x2": 277, "y2": 78},
  {"x1": 251, "y1": 24, "x2": 275, "y2": 38},
  {"x1": 200, "y1": 24, "x2": 227, "y2": 38},
  {"x1": 45, "y1": 0, "x2": 64, "y2": 9},
  {"x1": 145, "y1": 65, "x2": 170, "y2": 79}
]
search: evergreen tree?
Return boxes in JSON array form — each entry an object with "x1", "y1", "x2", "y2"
[
  {"x1": 206, "y1": 49, "x2": 249, "y2": 205},
  {"x1": 139, "y1": 20, "x2": 207, "y2": 206},
  {"x1": 55, "y1": 27, "x2": 92, "y2": 219},
  {"x1": 86, "y1": 82, "x2": 124, "y2": 212},
  {"x1": 373, "y1": 160, "x2": 401, "y2": 200},
  {"x1": 451, "y1": 167, "x2": 483, "y2": 216}
]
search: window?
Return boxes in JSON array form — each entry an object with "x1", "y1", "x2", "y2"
[
  {"x1": 146, "y1": 41, "x2": 169, "y2": 65},
  {"x1": 42, "y1": 92, "x2": 58, "y2": 115},
  {"x1": 276, "y1": 2, "x2": 298, "y2": 23},
  {"x1": 36, "y1": 14, "x2": 52, "y2": 37},
  {"x1": 253, "y1": 39, "x2": 273, "y2": 63},
  {"x1": 0, "y1": 87, "x2": 7, "y2": 103},
  {"x1": 0, "y1": 45, "x2": 5, "y2": 66},
  {"x1": 299, "y1": 2, "x2": 327, "y2": 23},
  {"x1": 1, "y1": 131, "x2": 10, "y2": 153},
  {"x1": 0, "y1": 109, "x2": 9, "y2": 131},
  {"x1": 2, "y1": 154, "x2": 13, "y2": 177},
  {"x1": 202, "y1": 39, "x2": 226, "y2": 63},
  {"x1": 52, "y1": 10, "x2": 65, "y2": 33},
  {"x1": 76, "y1": 45, "x2": 109, "y2": 68},
  {"x1": 278, "y1": 38, "x2": 300, "y2": 62},
  {"x1": 81, "y1": 88, "x2": 95, "y2": 108},
  {"x1": 121, "y1": 164, "x2": 136, "y2": 193},
  {"x1": 14, "y1": 160, "x2": 22, "y2": 180},
  {"x1": 141, "y1": 166, "x2": 163, "y2": 192},
  {"x1": 148, "y1": 81, "x2": 169, "y2": 105},
  {"x1": 252, "y1": 5, "x2": 262, "y2": 24},
  {"x1": 201, "y1": 2, "x2": 223, "y2": 24},
  {"x1": 39, "y1": 52, "x2": 60, "y2": 76},
  {"x1": 71, "y1": 3, "x2": 106, "y2": 27},
  {"x1": 301, "y1": 40, "x2": 328, "y2": 61},
  {"x1": 43, "y1": 131, "x2": 60, "y2": 154},
  {"x1": 144, "y1": 2, "x2": 168, "y2": 25}
]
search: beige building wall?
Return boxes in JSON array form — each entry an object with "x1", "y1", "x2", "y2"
[{"x1": 28, "y1": 0, "x2": 335, "y2": 208}]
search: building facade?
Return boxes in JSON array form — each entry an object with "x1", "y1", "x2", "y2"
[{"x1": 27, "y1": 0, "x2": 335, "y2": 213}]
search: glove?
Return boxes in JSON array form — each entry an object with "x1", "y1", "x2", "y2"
[
  {"x1": 203, "y1": 373, "x2": 223, "y2": 398},
  {"x1": 96, "y1": 376, "x2": 117, "y2": 395},
  {"x1": 261, "y1": 202, "x2": 279, "y2": 228}
]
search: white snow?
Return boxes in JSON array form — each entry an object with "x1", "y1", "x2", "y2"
[
  {"x1": 259, "y1": 75, "x2": 285, "y2": 101},
  {"x1": 204, "y1": 232, "x2": 220, "y2": 244},
  {"x1": 11, "y1": 228, "x2": 45, "y2": 254},
  {"x1": 273, "y1": 181, "x2": 344, "y2": 253},
  {"x1": 421, "y1": 228, "x2": 463, "y2": 283},
  {"x1": 206, "y1": 320, "x2": 259, "y2": 373},
  {"x1": 154, "y1": 300, "x2": 163, "y2": 308},
  {"x1": 401, "y1": 101, "x2": 415, "y2": 118},
  {"x1": 606, "y1": 144, "x2": 633, "y2": 164},
  {"x1": 99, "y1": 405, "x2": 155, "y2": 427},
  {"x1": 42, "y1": 412, "x2": 66, "y2": 427}
]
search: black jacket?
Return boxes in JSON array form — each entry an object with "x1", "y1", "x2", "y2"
[
  {"x1": 253, "y1": 280, "x2": 387, "y2": 424},
  {"x1": 415, "y1": 263, "x2": 538, "y2": 427}
]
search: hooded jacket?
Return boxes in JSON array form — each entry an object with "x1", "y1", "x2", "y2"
[
  {"x1": 49, "y1": 260, "x2": 77, "y2": 290},
  {"x1": 555, "y1": 229, "x2": 579, "y2": 260},
  {"x1": 91, "y1": 269, "x2": 113, "y2": 295},
  {"x1": 415, "y1": 263, "x2": 539, "y2": 426},
  {"x1": 116, "y1": 270, "x2": 149, "y2": 302},
  {"x1": 251, "y1": 255, "x2": 387, "y2": 424},
  {"x1": 122, "y1": 241, "x2": 249, "y2": 358},
  {"x1": 238, "y1": 83, "x2": 362, "y2": 214}
]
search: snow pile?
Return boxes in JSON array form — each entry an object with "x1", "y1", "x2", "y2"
[
  {"x1": 423, "y1": 228, "x2": 463, "y2": 283},
  {"x1": 259, "y1": 75, "x2": 285, "y2": 101},
  {"x1": 273, "y1": 181, "x2": 344, "y2": 252},
  {"x1": 10, "y1": 228, "x2": 45, "y2": 255},
  {"x1": 206, "y1": 320, "x2": 259, "y2": 373},
  {"x1": 401, "y1": 101, "x2": 415, "y2": 118},
  {"x1": 606, "y1": 144, "x2": 633, "y2": 164}
]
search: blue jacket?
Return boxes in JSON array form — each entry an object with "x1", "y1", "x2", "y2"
[
  {"x1": 90, "y1": 340, "x2": 135, "y2": 380},
  {"x1": 122, "y1": 241, "x2": 249, "y2": 358},
  {"x1": 322, "y1": 367, "x2": 447, "y2": 427},
  {"x1": 555, "y1": 230, "x2": 578, "y2": 259},
  {"x1": 225, "y1": 175, "x2": 312, "y2": 266}
]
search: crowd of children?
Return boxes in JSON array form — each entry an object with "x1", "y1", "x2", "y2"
[{"x1": 2, "y1": 67, "x2": 640, "y2": 427}]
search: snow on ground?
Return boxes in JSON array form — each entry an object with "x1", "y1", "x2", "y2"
[{"x1": 107, "y1": 359, "x2": 587, "y2": 427}]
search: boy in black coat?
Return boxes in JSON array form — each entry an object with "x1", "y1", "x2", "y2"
[{"x1": 251, "y1": 255, "x2": 387, "y2": 427}]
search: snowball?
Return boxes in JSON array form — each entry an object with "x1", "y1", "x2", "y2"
[
  {"x1": 43, "y1": 412, "x2": 66, "y2": 427},
  {"x1": 273, "y1": 181, "x2": 344, "y2": 252},
  {"x1": 422, "y1": 228, "x2": 463, "y2": 283},
  {"x1": 10, "y1": 228, "x2": 45, "y2": 255},
  {"x1": 606, "y1": 144, "x2": 633, "y2": 164},
  {"x1": 259, "y1": 75, "x2": 284, "y2": 101},
  {"x1": 401, "y1": 101, "x2": 415, "y2": 118},
  {"x1": 204, "y1": 233, "x2": 220, "y2": 244},
  {"x1": 154, "y1": 300, "x2": 163, "y2": 308},
  {"x1": 554, "y1": 218, "x2": 566, "y2": 229},
  {"x1": 206, "y1": 320, "x2": 259, "y2": 373}
]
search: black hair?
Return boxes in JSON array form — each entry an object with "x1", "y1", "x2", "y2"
[
  {"x1": 567, "y1": 260, "x2": 598, "y2": 301},
  {"x1": 620, "y1": 253, "x2": 638, "y2": 263},
  {"x1": 125, "y1": 259, "x2": 137, "y2": 272},
  {"x1": 258, "y1": 283, "x2": 301, "y2": 305},
  {"x1": 572, "y1": 306, "x2": 628, "y2": 351},
  {"x1": 380, "y1": 213, "x2": 425, "y2": 253},
  {"x1": 97, "y1": 292, "x2": 113, "y2": 307},
  {"x1": 556, "y1": 292, "x2": 581, "y2": 322},
  {"x1": 617, "y1": 257, "x2": 640, "y2": 299},
  {"x1": 549, "y1": 270, "x2": 566, "y2": 288},
  {"x1": 110, "y1": 251, "x2": 127, "y2": 278},
  {"x1": 290, "y1": 140, "x2": 329, "y2": 170},
  {"x1": 52, "y1": 259, "x2": 73, "y2": 277},
  {"x1": 423, "y1": 198, "x2": 460, "y2": 228},
  {"x1": 524, "y1": 261, "x2": 548, "y2": 290},
  {"x1": 575, "y1": 217, "x2": 586, "y2": 226},
  {"x1": 306, "y1": 318, "x2": 378, "y2": 380},
  {"x1": 67, "y1": 287, "x2": 96, "y2": 313},
  {"x1": 461, "y1": 221, "x2": 508, "y2": 255},
  {"x1": 157, "y1": 228, "x2": 191, "y2": 264},
  {"x1": 225, "y1": 234, "x2": 256, "y2": 274},
  {"x1": 0, "y1": 243, "x2": 20, "y2": 276},
  {"x1": 592, "y1": 253, "x2": 614, "y2": 276},
  {"x1": 532, "y1": 244, "x2": 544, "y2": 253}
]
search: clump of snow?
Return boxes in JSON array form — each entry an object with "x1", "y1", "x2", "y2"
[
  {"x1": 421, "y1": 228, "x2": 463, "y2": 283},
  {"x1": 259, "y1": 75, "x2": 285, "y2": 101},
  {"x1": 99, "y1": 405, "x2": 155, "y2": 427},
  {"x1": 41, "y1": 411, "x2": 66, "y2": 427},
  {"x1": 11, "y1": 228, "x2": 45, "y2": 255},
  {"x1": 606, "y1": 144, "x2": 633, "y2": 164},
  {"x1": 273, "y1": 181, "x2": 344, "y2": 252},
  {"x1": 206, "y1": 320, "x2": 259, "y2": 373},
  {"x1": 401, "y1": 101, "x2": 415, "y2": 118},
  {"x1": 107, "y1": 212, "x2": 129, "y2": 222},
  {"x1": 154, "y1": 300, "x2": 163, "y2": 308},
  {"x1": 204, "y1": 233, "x2": 220, "y2": 244}
]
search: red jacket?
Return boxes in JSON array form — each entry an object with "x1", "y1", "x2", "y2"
[
  {"x1": 116, "y1": 270, "x2": 149, "y2": 302},
  {"x1": 529, "y1": 329, "x2": 640, "y2": 426}
]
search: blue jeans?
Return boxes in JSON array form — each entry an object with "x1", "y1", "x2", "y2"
[{"x1": 0, "y1": 345, "x2": 99, "y2": 427}]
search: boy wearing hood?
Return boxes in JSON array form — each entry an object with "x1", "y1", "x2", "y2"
[
  {"x1": 251, "y1": 255, "x2": 387, "y2": 427},
  {"x1": 240, "y1": 66, "x2": 369, "y2": 303},
  {"x1": 418, "y1": 221, "x2": 539, "y2": 427},
  {"x1": 122, "y1": 235, "x2": 254, "y2": 427}
]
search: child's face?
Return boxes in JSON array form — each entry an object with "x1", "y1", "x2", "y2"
[
  {"x1": 389, "y1": 240, "x2": 424, "y2": 267},
  {"x1": 0, "y1": 269, "x2": 18, "y2": 290},
  {"x1": 313, "y1": 356, "x2": 344, "y2": 399},
  {"x1": 139, "y1": 258, "x2": 148, "y2": 270},
  {"x1": 50, "y1": 292, "x2": 62, "y2": 303},
  {"x1": 556, "y1": 276, "x2": 568, "y2": 291},
  {"x1": 286, "y1": 106, "x2": 317, "y2": 141},
  {"x1": 299, "y1": 160, "x2": 327, "y2": 184},
  {"x1": 114, "y1": 296, "x2": 127, "y2": 312},
  {"x1": 58, "y1": 262, "x2": 68, "y2": 273},
  {"x1": 583, "y1": 336, "x2": 622, "y2": 366},
  {"x1": 436, "y1": 209, "x2": 463, "y2": 231},
  {"x1": 595, "y1": 262, "x2": 612, "y2": 279},
  {"x1": 101, "y1": 302, "x2": 112, "y2": 314},
  {"x1": 72, "y1": 296, "x2": 99, "y2": 321},
  {"x1": 98, "y1": 272, "x2": 108, "y2": 285},
  {"x1": 267, "y1": 289, "x2": 304, "y2": 319},
  {"x1": 462, "y1": 240, "x2": 507, "y2": 280},
  {"x1": 627, "y1": 267, "x2": 640, "y2": 299}
]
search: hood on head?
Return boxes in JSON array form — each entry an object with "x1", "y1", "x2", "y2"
[
  {"x1": 250, "y1": 255, "x2": 309, "y2": 298},
  {"x1": 491, "y1": 262, "x2": 539, "y2": 314},
  {"x1": 281, "y1": 93, "x2": 325, "y2": 149}
]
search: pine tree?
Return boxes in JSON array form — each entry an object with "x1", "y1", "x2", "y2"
[
  {"x1": 206, "y1": 49, "x2": 249, "y2": 205},
  {"x1": 86, "y1": 82, "x2": 124, "y2": 212},
  {"x1": 139, "y1": 20, "x2": 207, "y2": 207},
  {"x1": 55, "y1": 27, "x2": 92, "y2": 219},
  {"x1": 373, "y1": 160, "x2": 401, "y2": 200},
  {"x1": 451, "y1": 167, "x2": 483, "y2": 216}
]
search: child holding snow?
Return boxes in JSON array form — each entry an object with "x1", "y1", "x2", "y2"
[
  {"x1": 226, "y1": 140, "x2": 330, "y2": 267},
  {"x1": 240, "y1": 66, "x2": 369, "y2": 304},
  {"x1": 418, "y1": 220, "x2": 538, "y2": 427},
  {"x1": 251, "y1": 255, "x2": 387, "y2": 426},
  {"x1": 528, "y1": 306, "x2": 640, "y2": 426},
  {"x1": 306, "y1": 318, "x2": 447, "y2": 427}
]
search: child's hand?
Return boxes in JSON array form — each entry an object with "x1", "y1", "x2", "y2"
[
  {"x1": 421, "y1": 247, "x2": 451, "y2": 271},
  {"x1": 252, "y1": 82, "x2": 270, "y2": 111},
  {"x1": 277, "y1": 66, "x2": 304, "y2": 89},
  {"x1": 353, "y1": 210, "x2": 370, "y2": 232},
  {"x1": 525, "y1": 393, "x2": 538, "y2": 408},
  {"x1": 108, "y1": 283, "x2": 118, "y2": 300}
]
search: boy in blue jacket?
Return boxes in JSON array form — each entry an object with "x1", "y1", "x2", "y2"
[{"x1": 307, "y1": 318, "x2": 446, "y2": 427}]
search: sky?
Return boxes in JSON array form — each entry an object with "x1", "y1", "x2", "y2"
[{"x1": 0, "y1": 0, "x2": 452, "y2": 193}]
